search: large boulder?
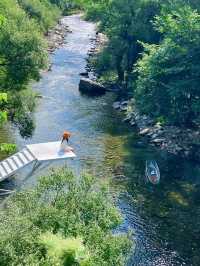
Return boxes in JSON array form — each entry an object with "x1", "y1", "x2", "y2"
[
  {"x1": 112, "y1": 101, "x2": 121, "y2": 109},
  {"x1": 79, "y1": 78, "x2": 106, "y2": 95}
]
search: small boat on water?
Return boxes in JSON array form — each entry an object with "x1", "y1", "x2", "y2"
[{"x1": 145, "y1": 160, "x2": 160, "y2": 184}]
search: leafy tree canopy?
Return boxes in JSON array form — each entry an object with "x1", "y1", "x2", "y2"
[
  {"x1": 0, "y1": 168, "x2": 132, "y2": 265},
  {"x1": 135, "y1": 6, "x2": 200, "y2": 126}
]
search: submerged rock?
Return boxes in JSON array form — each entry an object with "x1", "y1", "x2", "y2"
[
  {"x1": 120, "y1": 105, "x2": 128, "y2": 111},
  {"x1": 139, "y1": 128, "x2": 151, "y2": 136},
  {"x1": 123, "y1": 116, "x2": 132, "y2": 123},
  {"x1": 113, "y1": 102, "x2": 121, "y2": 109},
  {"x1": 112, "y1": 96, "x2": 200, "y2": 161},
  {"x1": 151, "y1": 138, "x2": 165, "y2": 144},
  {"x1": 79, "y1": 78, "x2": 106, "y2": 95},
  {"x1": 121, "y1": 101, "x2": 128, "y2": 106},
  {"x1": 130, "y1": 119, "x2": 136, "y2": 126}
]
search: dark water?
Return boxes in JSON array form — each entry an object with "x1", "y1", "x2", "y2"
[{"x1": 0, "y1": 15, "x2": 200, "y2": 266}]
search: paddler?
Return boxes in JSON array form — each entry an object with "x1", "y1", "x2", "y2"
[{"x1": 150, "y1": 170, "x2": 157, "y2": 183}]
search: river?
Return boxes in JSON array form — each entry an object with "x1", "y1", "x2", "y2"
[{"x1": 0, "y1": 14, "x2": 200, "y2": 266}]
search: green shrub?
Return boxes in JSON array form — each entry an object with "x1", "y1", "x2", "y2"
[
  {"x1": 18, "y1": 0, "x2": 61, "y2": 31},
  {"x1": 0, "y1": 0, "x2": 48, "y2": 90},
  {"x1": 40, "y1": 232, "x2": 90, "y2": 265},
  {"x1": 0, "y1": 168, "x2": 132, "y2": 265},
  {"x1": 0, "y1": 143, "x2": 16, "y2": 154}
]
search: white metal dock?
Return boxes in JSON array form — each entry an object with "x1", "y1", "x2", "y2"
[{"x1": 0, "y1": 141, "x2": 76, "y2": 182}]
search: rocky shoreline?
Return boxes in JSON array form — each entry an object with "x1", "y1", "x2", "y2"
[
  {"x1": 78, "y1": 31, "x2": 123, "y2": 95},
  {"x1": 46, "y1": 17, "x2": 72, "y2": 54},
  {"x1": 80, "y1": 25, "x2": 200, "y2": 163},
  {"x1": 113, "y1": 99, "x2": 200, "y2": 162},
  {"x1": 83, "y1": 31, "x2": 200, "y2": 162}
]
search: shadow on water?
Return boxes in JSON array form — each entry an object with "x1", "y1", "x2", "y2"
[{"x1": 0, "y1": 14, "x2": 200, "y2": 266}]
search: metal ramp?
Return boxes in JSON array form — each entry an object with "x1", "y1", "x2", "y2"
[
  {"x1": 0, "y1": 148, "x2": 36, "y2": 182},
  {"x1": 0, "y1": 141, "x2": 76, "y2": 182}
]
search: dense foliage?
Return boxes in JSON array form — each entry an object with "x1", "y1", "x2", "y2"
[
  {"x1": 0, "y1": 168, "x2": 132, "y2": 265},
  {"x1": 77, "y1": 0, "x2": 161, "y2": 84},
  {"x1": 0, "y1": 0, "x2": 48, "y2": 91},
  {"x1": 18, "y1": 0, "x2": 61, "y2": 31},
  {"x1": 0, "y1": 0, "x2": 75, "y2": 141},
  {"x1": 78, "y1": 0, "x2": 200, "y2": 127},
  {"x1": 135, "y1": 6, "x2": 200, "y2": 126},
  {"x1": 0, "y1": 93, "x2": 7, "y2": 125},
  {"x1": 0, "y1": 92, "x2": 16, "y2": 154},
  {"x1": 0, "y1": 0, "x2": 66, "y2": 149}
]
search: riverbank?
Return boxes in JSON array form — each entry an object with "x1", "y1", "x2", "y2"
[
  {"x1": 84, "y1": 30, "x2": 200, "y2": 163},
  {"x1": 112, "y1": 99, "x2": 200, "y2": 162},
  {"x1": 46, "y1": 17, "x2": 72, "y2": 53}
]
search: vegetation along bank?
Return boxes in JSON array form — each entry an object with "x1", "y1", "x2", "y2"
[
  {"x1": 76, "y1": 0, "x2": 200, "y2": 162},
  {"x1": 0, "y1": 0, "x2": 78, "y2": 152}
]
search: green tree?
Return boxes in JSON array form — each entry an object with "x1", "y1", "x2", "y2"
[
  {"x1": 135, "y1": 6, "x2": 200, "y2": 126},
  {"x1": 79, "y1": 0, "x2": 161, "y2": 85},
  {"x1": 0, "y1": 92, "x2": 16, "y2": 154},
  {"x1": 0, "y1": 0, "x2": 48, "y2": 90},
  {"x1": 0, "y1": 93, "x2": 7, "y2": 126},
  {"x1": 18, "y1": 0, "x2": 60, "y2": 31}
]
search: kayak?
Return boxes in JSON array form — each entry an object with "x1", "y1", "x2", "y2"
[{"x1": 145, "y1": 160, "x2": 160, "y2": 184}]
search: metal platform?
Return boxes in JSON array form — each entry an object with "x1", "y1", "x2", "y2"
[
  {"x1": 0, "y1": 141, "x2": 76, "y2": 182},
  {"x1": 26, "y1": 141, "x2": 76, "y2": 161}
]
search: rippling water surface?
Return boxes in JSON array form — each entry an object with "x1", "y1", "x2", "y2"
[{"x1": 0, "y1": 15, "x2": 200, "y2": 266}]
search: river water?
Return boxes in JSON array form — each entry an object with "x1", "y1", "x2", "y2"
[{"x1": 0, "y1": 15, "x2": 200, "y2": 266}]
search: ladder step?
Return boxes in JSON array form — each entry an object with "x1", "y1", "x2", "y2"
[
  {"x1": 0, "y1": 147, "x2": 37, "y2": 181},
  {"x1": 6, "y1": 158, "x2": 18, "y2": 171},
  {"x1": 17, "y1": 152, "x2": 29, "y2": 165},
  {"x1": 22, "y1": 149, "x2": 35, "y2": 162},
  {"x1": 11, "y1": 155, "x2": 24, "y2": 168},
  {"x1": 0, "y1": 165, "x2": 7, "y2": 178},
  {"x1": 1, "y1": 161, "x2": 13, "y2": 174}
]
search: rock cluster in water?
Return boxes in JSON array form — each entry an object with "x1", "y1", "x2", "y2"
[
  {"x1": 80, "y1": 32, "x2": 122, "y2": 94},
  {"x1": 46, "y1": 18, "x2": 72, "y2": 54},
  {"x1": 78, "y1": 31, "x2": 110, "y2": 95},
  {"x1": 79, "y1": 77, "x2": 106, "y2": 95},
  {"x1": 113, "y1": 100, "x2": 200, "y2": 162}
]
